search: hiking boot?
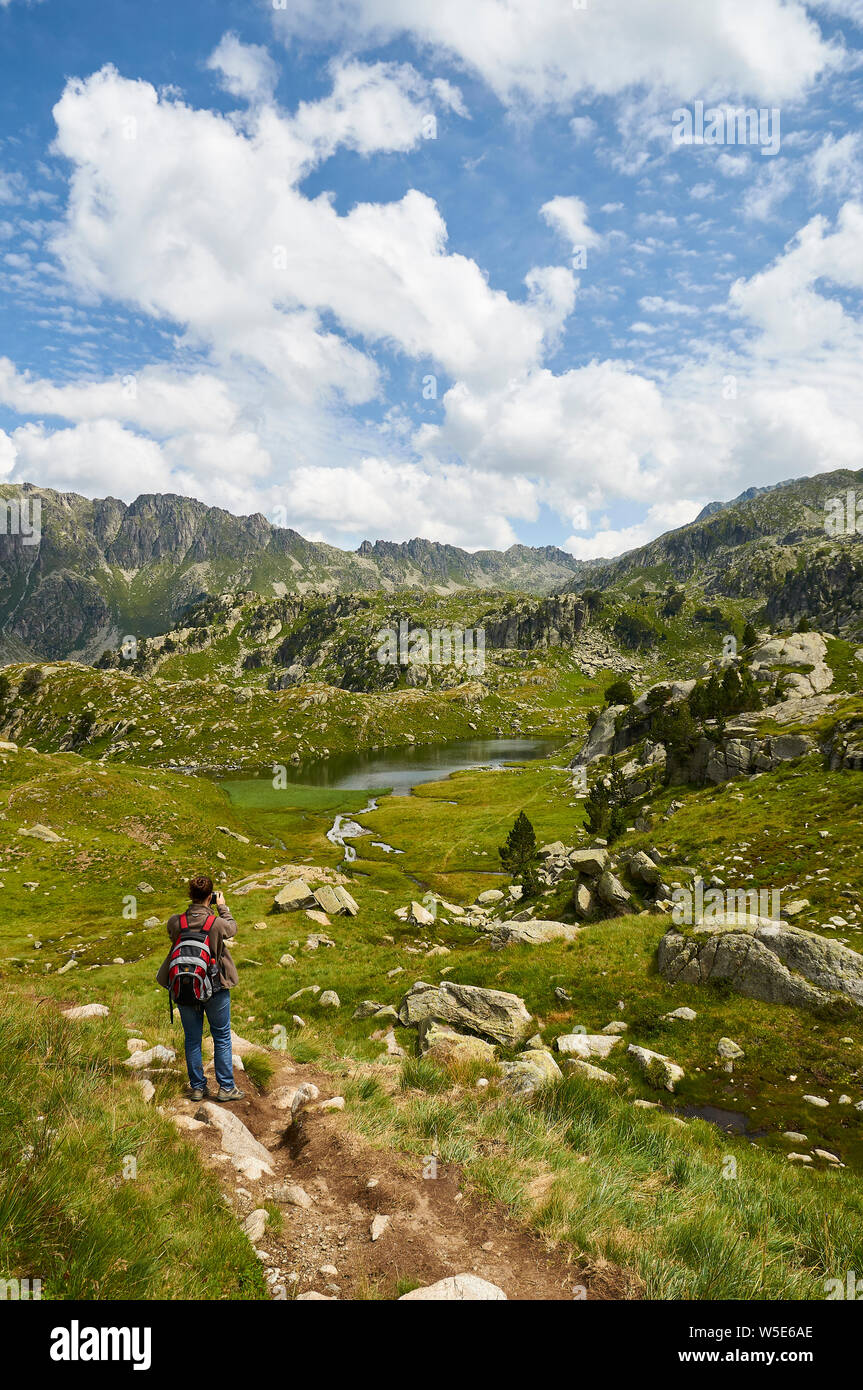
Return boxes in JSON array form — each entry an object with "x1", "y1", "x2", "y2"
[
  {"x1": 189, "y1": 1086, "x2": 209, "y2": 1102},
  {"x1": 215, "y1": 1085, "x2": 245, "y2": 1102}
]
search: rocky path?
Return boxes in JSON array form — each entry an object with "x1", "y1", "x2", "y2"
[{"x1": 169, "y1": 1057, "x2": 605, "y2": 1301}]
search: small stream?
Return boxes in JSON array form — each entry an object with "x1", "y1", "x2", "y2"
[{"x1": 326, "y1": 798, "x2": 379, "y2": 863}]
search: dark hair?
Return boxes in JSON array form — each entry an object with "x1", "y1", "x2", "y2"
[{"x1": 188, "y1": 874, "x2": 214, "y2": 902}]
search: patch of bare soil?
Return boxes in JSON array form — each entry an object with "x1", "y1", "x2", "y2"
[{"x1": 170, "y1": 1060, "x2": 629, "y2": 1301}]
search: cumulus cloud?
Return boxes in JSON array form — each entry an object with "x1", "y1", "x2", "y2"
[
  {"x1": 286, "y1": 456, "x2": 538, "y2": 547},
  {"x1": 6, "y1": 420, "x2": 173, "y2": 498},
  {"x1": 810, "y1": 131, "x2": 863, "y2": 197},
  {"x1": 206, "y1": 33, "x2": 278, "y2": 104},
  {"x1": 49, "y1": 65, "x2": 545, "y2": 397},
  {"x1": 0, "y1": 359, "x2": 241, "y2": 435},
  {"x1": 540, "y1": 195, "x2": 601, "y2": 254},
  {"x1": 565, "y1": 499, "x2": 704, "y2": 559},
  {"x1": 271, "y1": 0, "x2": 836, "y2": 106},
  {"x1": 730, "y1": 201, "x2": 863, "y2": 352}
]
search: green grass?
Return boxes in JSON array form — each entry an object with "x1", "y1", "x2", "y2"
[{"x1": 0, "y1": 992, "x2": 267, "y2": 1300}]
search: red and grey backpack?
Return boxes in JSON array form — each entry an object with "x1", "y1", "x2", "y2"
[{"x1": 167, "y1": 914, "x2": 217, "y2": 1019}]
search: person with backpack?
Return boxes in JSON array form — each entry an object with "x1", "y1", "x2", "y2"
[{"x1": 156, "y1": 874, "x2": 244, "y2": 1102}]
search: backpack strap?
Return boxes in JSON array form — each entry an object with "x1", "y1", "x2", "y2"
[
  {"x1": 203, "y1": 913, "x2": 218, "y2": 980},
  {"x1": 179, "y1": 913, "x2": 188, "y2": 932}
]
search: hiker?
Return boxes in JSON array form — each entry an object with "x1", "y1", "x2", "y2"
[{"x1": 156, "y1": 874, "x2": 244, "y2": 1103}]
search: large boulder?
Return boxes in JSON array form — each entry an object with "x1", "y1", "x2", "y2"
[
  {"x1": 597, "y1": 870, "x2": 632, "y2": 912},
  {"x1": 573, "y1": 883, "x2": 594, "y2": 918},
  {"x1": 626, "y1": 850, "x2": 661, "y2": 886},
  {"x1": 501, "y1": 1049, "x2": 562, "y2": 1095},
  {"x1": 571, "y1": 705, "x2": 626, "y2": 766},
  {"x1": 273, "y1": 880, "x2": 316, "y2": 912},
  {"x1": 569, "y1": 847, "x2": 609, "y2": 876},
  {"x1": 657, "y1": 917, "x2": 863, "y2": 1012},
  {"x1": 555, "y1": 1033, "x2": 621, "y2": 1060},
  {"x1": 750, "y1": 632, "x2": 832, "y2": 697},
  {"x1": 561, "y1": 1058, "x2": 617, "y2": 1084},
  {"x1": 489, "y1": 919, "x2": 582, "y2": 947},
  {"x1": 61, "y1": 1003, "x2": 109, "y2": 1020},
  {"x1": 398, "y1": 981, "x2": 534, "y2": 1047},
  {"x1": 418, "y1": 1021, "x2": 497, "y2": 1065}
]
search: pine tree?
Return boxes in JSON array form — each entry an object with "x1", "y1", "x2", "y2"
[
  {"x1": 584, "y1": 759, "x2": 632, "y2": 842},
  {"x1": 499, "y1": 811, "x2": 540, "y2": 897}
]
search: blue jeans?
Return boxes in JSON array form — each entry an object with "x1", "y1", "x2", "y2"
[{"x1": 177, "y1": 988, "x2": 234, "y2": 1092}]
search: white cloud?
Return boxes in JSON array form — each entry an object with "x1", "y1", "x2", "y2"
[
  {"x1": 570, "y1": 116, "x2": 597, "y2": 141},
  {"x1": 0, "y1": 358, "x2": 241, "y2": 436},
  {"x1": 565, "y1": 499, "x2": 703, "y2": 559},
  {"x1": 540, "y1": 195, "x2": 600, "y2": 253},
  {"x1": 50, "y1": 65, "x2": 549, "y2": 398},
  {"x1": 741, "y1": 159, "x2": 796, "y2": 220},
  {"x1": 730, "y1": 201, "x2": 863, "y2": 352},
  {"x1": 206, "y1": 33, "x2": 278, "y2": 104},
  {"x1": 6, "y1": 37, "x2": 862, "y2": 564},
  {"x1": 271, "y1": 0, "x2": 836, "y2": 106},
  {"x1": 7, "y1": 419, "x2": 173, "y2": 498},
  {"x1": 717, "y1": 152, "x2": 751, "y2": 177},
  {"x1": 807, "y1": 0, "x2": 863, "y2": 26},
  {"x1": 638, "y1": 295, "x2": 698, "y2": 315},
  {"x1": 286, "y1": 456, "x2": 537, "y2": 547},
  {"x1": 810, "y1": 131, "x2": 863, "y2": 197}
]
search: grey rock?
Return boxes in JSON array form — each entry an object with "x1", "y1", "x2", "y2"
[
  {"x1": 597, "y1": 870, "x2": 632, "y2": 911},
  {"x1": 657, "y1": 918, "x2": 863, "y2": 1011},
  {"x1": 398, "y1": 980, "x2": 533, "y2": 1047},
  {"x1": 627, "y1": 1044, "x2": 684, "y2": 1092},
  {"x1": 500, "y1": 1049, "x2": 562, "y2": 1095},
  {"x1": 399, "y1": 1275, "x2": 507, "y2": 1301}
]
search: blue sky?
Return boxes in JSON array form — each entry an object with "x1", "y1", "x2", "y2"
[{"x1": 1, "y1": 0, "x2": 862, "y2": 556}]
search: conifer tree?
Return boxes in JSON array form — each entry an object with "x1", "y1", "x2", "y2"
[{"x1": 499, "y1": 811, "x2": 540, "y2": 897}]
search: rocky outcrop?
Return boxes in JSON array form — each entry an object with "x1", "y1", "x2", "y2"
[
  {"x1": 398, "y1": 981, "x2": 534, "y2": 1047},
  {"x1": 571, "y1": 704, "x2": 627, "y2": 766},
  {"x1": 749, "y1": 632, "x2": 833, "y2": 697},
  {"x1": 482, "y1": 593, "x2": 587, "y2": 650},
  {"x1": 676, "y1": 731, "x2": 814, "y2": 785},
  {"x1": 658, "y1": 917, "x2": 863, "y2": 1012}
]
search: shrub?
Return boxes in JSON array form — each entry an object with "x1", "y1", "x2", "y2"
[{"x1": 604, "y1": 678, "x2": 635, "y2": 706}]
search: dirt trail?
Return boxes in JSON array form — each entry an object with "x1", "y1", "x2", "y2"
[{"x1": 170, "y1": 1058, "x2": 623, "y2": 1301}]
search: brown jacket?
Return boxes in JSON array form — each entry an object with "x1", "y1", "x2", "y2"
[{"x1": 156, "y1": 901, "x2": 239, "y2": 991}]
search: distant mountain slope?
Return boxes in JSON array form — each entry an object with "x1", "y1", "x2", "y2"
[
  {"x1": 571, "y1": 468, "x2": 863, "y2": 621},
  {"x1": 692, "y1": 480, "x2": 794, "y2": 524},
  {"x1": 0, "y1": 483, "x2": 591, "y2": 663}
]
